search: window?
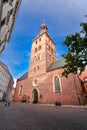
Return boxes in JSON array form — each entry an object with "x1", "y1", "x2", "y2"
[
  {"x1": 19, "y1": 85, "x2": 23, "y2": 96},
  {"x1": 9, "y1": 0, "x2": 14, "y2": 5},
  {"x1": 33, "y1": 79, "x2": 39, "y2": 86},
  {"x1": 37, "y1": 66, "x2": 40, "y2": 71},
  {"x1": 3, "y1": 0, "x2": 8, "y2": 3},
  {"x1": 36, "y1": 41, "x2": 37, "y2": 44},
  {"x1": 38, "y1": 45, "x2": 41, "y2": 50},
  {"x1": 39, "y1": 38, "x2": 41, "y2": 42},
  {"x1": 53, "y1": 76, "x2": 61, "y2": 93},
  {"x1": 35, "y1": 48, "x2": 37, "y2": 53},
  {"x1": 49, "y1": 55, "x2": 51, "y2": 61},
  {"x1": 38, "y1": 54, "x2": 41, "y2": 61},
  {"x1": 51, "y1": 48, "x2": 53, "y2": 54},
  {"x1": 1, "y1": 18, "x2": 6, "y2": 27},
  {"x1": 10, "y1": 8, "x2": 13, "y2": 15},
  {"x1": 6, "y1": 11, "x2": 10, "y2": 25}
]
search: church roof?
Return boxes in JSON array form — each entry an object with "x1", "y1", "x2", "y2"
[
  {"x1": 47, "y1": 59, "x2": 65, "y2": 72},
  {"x1": 17, "y1": 72, "x2": 28, "y2": 81}
]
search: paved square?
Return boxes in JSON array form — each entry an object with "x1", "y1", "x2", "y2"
[{"x1": 0, "y1": 103, "x2": 87, "y2": 130}]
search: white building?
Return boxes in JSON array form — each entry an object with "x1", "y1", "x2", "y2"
[
  {"x1": 0, "y1": 0, "x2": 21, "y2": 54},
  {"x1": 0, "y1": 61, "x2": 14, "y2": 100}
]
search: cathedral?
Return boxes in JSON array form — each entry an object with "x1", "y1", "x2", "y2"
[{"x1": 14, "y1": 23, "x2": 87, "y2": 105}]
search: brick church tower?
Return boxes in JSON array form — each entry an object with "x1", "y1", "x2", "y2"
[{"x1": 28, "y1": 23, "x2": 56, "y2": 78}]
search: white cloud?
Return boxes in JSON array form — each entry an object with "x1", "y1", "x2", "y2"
[{"x1": 13, "y1": 79, "x2": 17, "y2": 88}]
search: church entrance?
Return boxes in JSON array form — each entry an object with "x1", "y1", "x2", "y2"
[{"x1": 32, "y1": 89, "x2": 38, "y2": 103}]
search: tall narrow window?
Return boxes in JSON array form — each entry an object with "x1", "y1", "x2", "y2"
[
  {"x1": 6, "y1": 11, "x2": 10, "y2": 25},
  {"x1": 1, "y1": 18, "x2": 6, "y2": 27},
  {"x1": 38, "y1": 54, "x2": 41, "y2": 61},
  {"x1": 38, "y1": 45, "x2": 41, "y2": 50},
  {"x1": 9, "y1": 0, "x2": 13, "y2": 5},
  {"x1": 19, "y1": 85, "x2": 23, "y2": 96},
  {"x1": 35, "y1": 48, "x2": 37, "y2": 53},
  {"x1": 54, "y1": 76, "x2": 61, "y2": 92}
]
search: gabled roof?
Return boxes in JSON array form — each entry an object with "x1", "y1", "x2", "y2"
[
  {"x1": 17, "y1": 72, "x2": 28, "y2": 81},
  {"x1": 47, "y1": 59, "x2": 65, "y2": 72}
]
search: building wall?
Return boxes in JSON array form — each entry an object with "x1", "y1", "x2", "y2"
[
  {"x1": 0, "y1": 0, "x2": 21, "y2": 54},
  {"x1": 11, "y1": 87, "x2": 15, "y2": 101},
  {"x1": 0, "y1": 61, "x2": 14, "y2": 100},
  {"x1": 14, "y1": 68, "x2": 85, "y2": 105}
]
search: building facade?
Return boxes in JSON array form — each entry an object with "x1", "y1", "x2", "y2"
[
  {"x1": 14, "y1": 23, "x2": 86, "y2": 105},
  {"x1": 0, "y1": 0, "x2": 21, "y2": 54},
  {"x1": 0, "y1": 61, "x2": 14, "y2": 101},
  {"x1": 80, "y1": 69, "x2": 87, "y2": 104}
]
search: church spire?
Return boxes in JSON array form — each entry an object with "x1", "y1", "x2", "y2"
[{"x1": 40, "y1": 23, "x2": 48, "y2": 34}]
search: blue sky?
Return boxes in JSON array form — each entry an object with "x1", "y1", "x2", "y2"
[{"x1": 0, "y1": 0, "x2": 87, "y2": 84}]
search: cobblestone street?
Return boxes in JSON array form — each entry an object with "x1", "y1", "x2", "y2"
[{"x1": 0, "y1": 102, "x2": 87, "y2": 130}]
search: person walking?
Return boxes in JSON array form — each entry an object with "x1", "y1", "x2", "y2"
[
  {"x1": 5, "y1": 98, "x2": 11, "y2": 107},
  {"x1": 5, "y1": 97, "x2": 8, "y2": 106}
]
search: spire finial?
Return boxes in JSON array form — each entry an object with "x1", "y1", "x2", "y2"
[{"x1": 40, "y1": 20, "x2": 48, "y2": 33}]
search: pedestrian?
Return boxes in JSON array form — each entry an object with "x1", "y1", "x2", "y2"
[
  {"x1": 5, "y1": 98, "x2": 8, "y2": 106},
  {"x1": 4, "y1": 98, "x2": 11, "y2": 107},
  {"x1": 8, "y1": 99, "x2": 10, "y2": 107}
]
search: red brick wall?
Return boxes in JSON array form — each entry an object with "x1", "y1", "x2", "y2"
[{"x1": 14, "y1": 68, "x2": 85, "y2": 105}]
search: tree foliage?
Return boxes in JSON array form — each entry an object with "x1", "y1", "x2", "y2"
[{"x1": 62, "y1": 19, "x2": 87, "y2": 77}]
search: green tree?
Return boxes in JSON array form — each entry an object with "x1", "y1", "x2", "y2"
[{"x1": 62, "y1": 19, "x2": 87, "y2": 77}]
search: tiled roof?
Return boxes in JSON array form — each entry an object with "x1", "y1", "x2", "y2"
[
  {"x1": 17, "y1": 72, "x2": 28, "y2": 81},
  {"x1": 47, "y1": 59, "x2": 65, "y2": 72}
]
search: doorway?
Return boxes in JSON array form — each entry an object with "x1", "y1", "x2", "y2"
[{"x1": 32, "y1": 89, "x2": 38, "y2": 103}]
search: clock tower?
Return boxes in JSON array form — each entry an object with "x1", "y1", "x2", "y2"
[{"x1": 28, "y1": 23, "x2": 56, "y2": 78}]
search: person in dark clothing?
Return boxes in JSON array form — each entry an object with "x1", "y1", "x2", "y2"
[{"x1": 5, "y1": 98, "x2": 10, "y2": 107}]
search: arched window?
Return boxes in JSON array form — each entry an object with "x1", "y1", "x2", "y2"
[
  {"x1": 49, "y1": 54, "x2": 51, "y2": 61},
  {"x1": 33, "y1": 56, "x2": 36, "y2": 63},
  {"x1": 39, "y1": 38, "x2": 41, "y2": 42},
  {"x1": 37, "y1": 66, "x2": 40, "y2": 71},
  {"x1": 38, "y1": 54, "x2": 41, "y2": 61},
  {"x1": 51, "y1": 48, "x2": 53, "y2": 54},
  {"x1": 38, "y1": 45, "x2": 41, "y2": 50},
  {"x1": 53, "y1": 76, "x2": 61, "y2": 93},
  {"x1": 36, "y1": 40, "x2": 37, "y2": 44},
  {"x1": 19, "y1": 85, "x2": 23, "y2": 96},
  {"x1": 35, "y1": 48, "x2": 37, "y2": 53}
]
